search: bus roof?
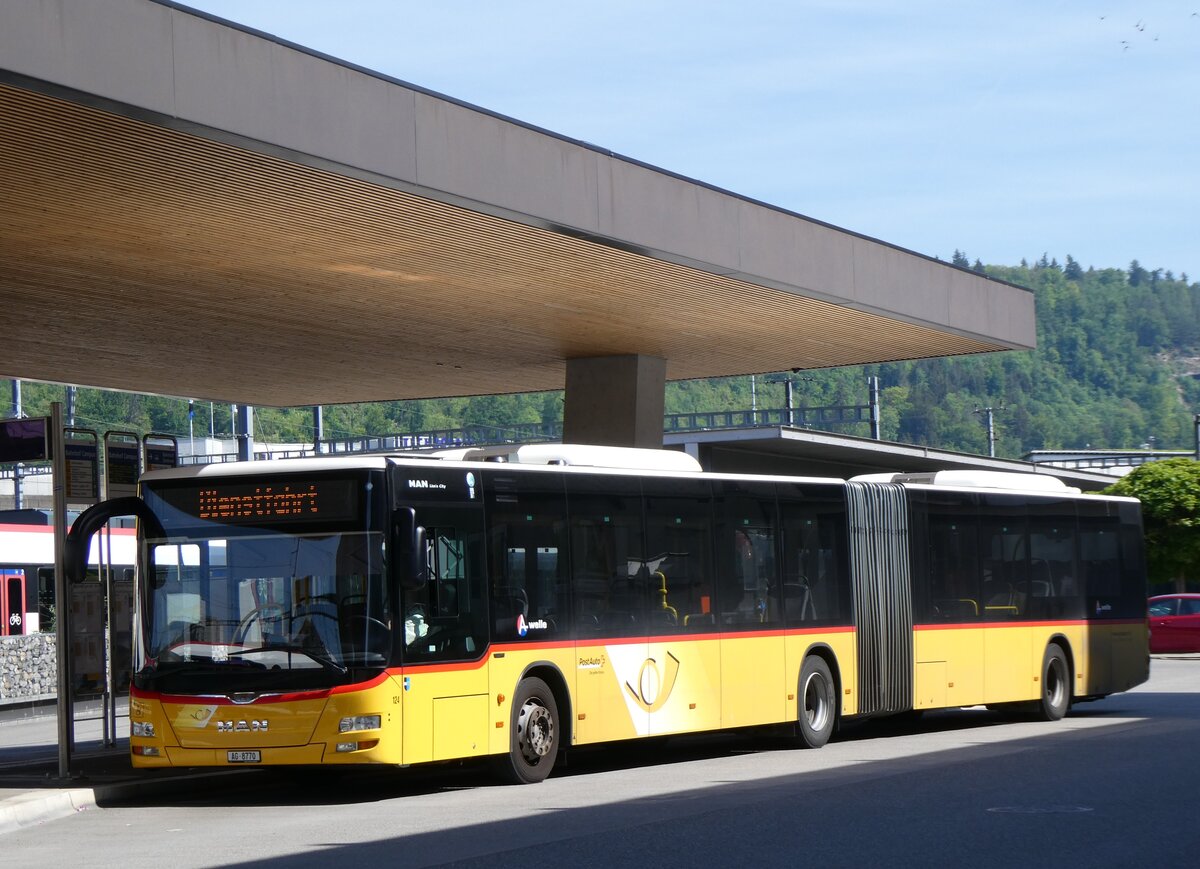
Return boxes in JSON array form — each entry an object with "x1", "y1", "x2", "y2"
[
  {"x1": 138, "y1": 446, "x2": 1130, "y2": 501},
  {"x1": 852, "y1": 469, "x2": 1082, "y2": 494}
]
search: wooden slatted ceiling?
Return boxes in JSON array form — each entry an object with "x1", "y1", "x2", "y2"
[{"x1": 0, "y1": 84, "x2": 1002, "y2": 407}]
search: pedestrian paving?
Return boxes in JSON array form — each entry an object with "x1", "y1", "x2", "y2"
[{"x1": 0, "y1": 699, "x2": 236, "y2": 835}]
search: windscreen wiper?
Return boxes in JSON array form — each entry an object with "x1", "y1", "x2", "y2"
[
  {"x1": 144, "y1": 657, "x2": 267, "y2": 676},
  {"x1": 232, "y1": 644, "x2": 349, "y2": 676}
]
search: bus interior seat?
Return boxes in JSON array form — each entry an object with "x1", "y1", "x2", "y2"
[
  {"x1": 492, "y1": 587, "x2": 528, "y2": 616},
  {"x1": 933, "y1": 598, "x2": 978, "y2": 618},
  {"x1": 648, "y1": 608, "x2": 677, "y2": 626},
  {"x1": 603, "y1": 610, "x2": 637, "y2": 629},
  {"x1": 783, "y1": 579, "x2": 815, "y2": 621},
  {"x1": 492, "y1": 588, "x2": 529, "y2": 635}
]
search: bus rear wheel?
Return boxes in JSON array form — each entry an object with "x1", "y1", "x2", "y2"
[
  {"x1": 493, "y1": 676, "x2": 559, "y2": 784},
  {"x1": 797, "y1": 656, "x2": 837, "y2": 748},
  {"x1": 1036, "y1": 643, "x2": 1071, "y2": 721}
]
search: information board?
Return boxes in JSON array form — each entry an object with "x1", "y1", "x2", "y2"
[
  {"x1": 0, "y1": 417, "x2": 48, "y2": 463},
  {"x1": 105, "y1": 433, "x2": 141, "y2": 499}
]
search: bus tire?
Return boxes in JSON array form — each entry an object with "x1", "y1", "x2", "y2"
[
  {"x1": 1037, "y1": 643, "x2": 1071, "y2": 722},
  {"x1": 797, "y1": 656, "x2": 837, "y2": 749},
  {"x1": 493, "y1": 676, "x2": 559, "y2": 784}
]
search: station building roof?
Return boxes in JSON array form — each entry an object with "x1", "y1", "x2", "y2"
[
  {"x1": 0, "y1": 0, "x2": 1034, "y2": 409},
  {"x1": 668, "y1": 427, "x2": 1122, "y2": 493}
]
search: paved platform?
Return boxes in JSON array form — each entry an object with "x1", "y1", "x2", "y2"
[
  {"x1": 4, "y1": 653, "x2": 1195, "y2": 834},
  {"x1": 0, "y1": 699, "x2": 241, "y2": 835}
]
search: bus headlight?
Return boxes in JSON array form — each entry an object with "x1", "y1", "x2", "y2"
[
  {"x1": 131, "y1": 721, "x2": 156, "y2": 738},
  {"x1": 339, "y1": 715, "x2": 381, "y2": 733}
]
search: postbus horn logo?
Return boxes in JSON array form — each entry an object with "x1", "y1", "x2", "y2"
[{"x1": 625, "y1": 652, "x2": 681, "y2": 713}]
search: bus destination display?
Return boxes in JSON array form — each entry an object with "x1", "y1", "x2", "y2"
[{"x1": 156, "y1": 478, "x2": 360, "y2": 525}]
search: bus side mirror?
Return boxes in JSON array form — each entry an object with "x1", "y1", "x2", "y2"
[
  {"x1": 395, "y1": 507, "x2": 428, "y2": 591},
  {"x1": 65, "y1": 497, "x2": 163, "y2": 583}
]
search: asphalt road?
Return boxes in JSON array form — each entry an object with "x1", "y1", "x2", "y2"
[{"x1": 5, "y1": 658, "x2": 1197, "y2": 868}]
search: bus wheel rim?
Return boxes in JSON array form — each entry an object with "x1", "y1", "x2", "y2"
[
  {"x1": 1047, "y1": 658, "x2": 1066, "y2": 707},
  {"x1": 517, "y1": 701, "x2": 553, "y2": 762},
  {"x1": 803, "y1": 672, "x2": 829, "y2": 731}
]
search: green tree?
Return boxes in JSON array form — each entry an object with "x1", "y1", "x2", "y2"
[
  {"x1": 1128, "y1": 259, "x2": 1147, "y2": 287},
  {"x1": 1104, "y1": 459, "x2": 1200, "y2": 592}
]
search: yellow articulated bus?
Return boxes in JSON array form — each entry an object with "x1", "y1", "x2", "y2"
[{"x1": 66, "y1": 444, "x2": 1149, "y2": 784}]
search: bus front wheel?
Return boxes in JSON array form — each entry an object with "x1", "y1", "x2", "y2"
[
  {"x1": 1036, "y1": 643, "x2": 1071, "y2": 721},
  {"x1": 493, "y1": 676, "x2": 559, "y2": 784},
  {"x1": 797, "y1": 656, "x2": 837, "y2": 748}
]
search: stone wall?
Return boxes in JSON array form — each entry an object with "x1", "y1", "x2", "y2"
[{"x1": 0, "y1": 634, "x2": 57, "y2": 700}]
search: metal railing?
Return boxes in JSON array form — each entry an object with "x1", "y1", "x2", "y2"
[
  {"x1": 664, "y1": 404, "x2": 872, "y2": 432},
  {"x1": 178, "y1": 403, "x2": 876, "y2": 465},
  {"x1": 1026, "y1": 451, "x2": 1193, "y2": 471}
]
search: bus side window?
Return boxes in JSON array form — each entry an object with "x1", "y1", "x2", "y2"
[
  {"x1": 643, "y1": 477, "x2": 714, "y2": 633},
  {"x1": 434, "y1": 532, "x2": 464, "y2": 617},
  {"x1": 565, "y1": 474, "x2": 645, "y2": 639},
  {"x1": 714, "y1": 481, "x2": 781, "y2": 629},
  {"x1": 401, "y1": 510, "x2": 487, "y2": 662},
  {"x1": 486, "y1": 473, "x2": 570, "y2": 641},
  {"x1": 778, "y1": 482, "x2": 851, "y2": 627},
  {"x1": 926, "y1": 506, "x2": 980, "y2": 623}
]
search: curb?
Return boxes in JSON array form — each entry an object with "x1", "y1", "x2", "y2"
[
  {"x1": 0, "y1": 768, "x2": 254, "y2": 836},
  {"x1": 0, "y1": 786, "x2": 97, "y2": 836}
]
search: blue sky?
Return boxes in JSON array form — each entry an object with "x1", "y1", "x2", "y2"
[{"x1": 182, "y1": 1, "x2": 1200, "y2": 280}]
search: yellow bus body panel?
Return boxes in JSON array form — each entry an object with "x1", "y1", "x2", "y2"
[
  {"x1": 129, "y1": 676, "x2": 406, "y2": 767},
  {"x1": 720, "y1": 633, "x2": 785, "y2": 728},
  {"x1": 913, "y1": 620, "x2": 1149, "y2": 710},
  {"x1": 128, "y1": 619, "x2": 1146, "y2": 769},
  {"x1": 399, "y1": 660, "x2": 490, "y2": 765}
]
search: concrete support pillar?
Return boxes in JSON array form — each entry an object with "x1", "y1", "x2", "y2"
[
  {"x1": 236, "y1": 404, "x2": 254, "y2": 461},
  {"x1": 563, "y1": 355, "x2": 667, "y2": 449}
]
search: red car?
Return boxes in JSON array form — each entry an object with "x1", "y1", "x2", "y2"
[{"x1": 1148, "y1": 594, "x2": 1200, "y2": 653}]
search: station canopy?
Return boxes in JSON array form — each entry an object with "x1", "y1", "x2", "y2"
[{"x1": 0, "y1": 0, "x2": 1035, "y2": 409}]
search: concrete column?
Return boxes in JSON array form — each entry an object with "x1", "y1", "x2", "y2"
[
  {"x1": 563, "y1": 355, "x2": 667, "y2": 449},
  {"x1": 236, "y1": 404, "x2": 254, "y2": 461}
]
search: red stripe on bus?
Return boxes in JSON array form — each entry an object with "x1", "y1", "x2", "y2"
[{"x1": 914, "y1": 618, "x2": 1145, "y2": 631}]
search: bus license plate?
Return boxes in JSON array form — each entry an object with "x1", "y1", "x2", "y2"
[{"x1": 227, "y1": 750, "x2": 261, "y2": 763}]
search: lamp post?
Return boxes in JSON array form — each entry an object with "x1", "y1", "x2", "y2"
[
  {"x1": 764, "y1": 373, "x2": 796, "y2": 425},
  {"x1": 973, "y1": 402, "x2": 1004, "y2": 457}
]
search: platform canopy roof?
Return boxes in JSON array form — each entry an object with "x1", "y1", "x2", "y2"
[{"x1": 0, "y1": 0, "x2": 1035, "y2": 409}]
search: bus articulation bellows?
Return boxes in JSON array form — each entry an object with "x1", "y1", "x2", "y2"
[{"x1": 66, "y1": 445, "x2": 1149, "y2": 784}]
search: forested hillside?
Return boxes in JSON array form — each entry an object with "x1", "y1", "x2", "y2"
[{"x1": 4, "y1": 258, "x2": 1198, "y2": 459}]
